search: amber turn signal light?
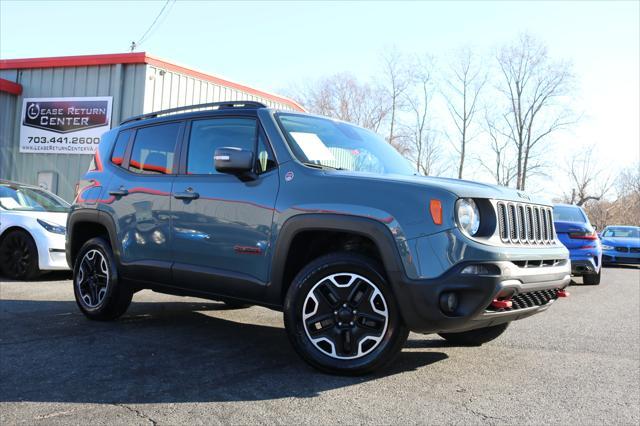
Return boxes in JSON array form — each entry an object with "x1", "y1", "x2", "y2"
[{"x1": 430, "y1": 199, "x2": 442, "y2": 225}]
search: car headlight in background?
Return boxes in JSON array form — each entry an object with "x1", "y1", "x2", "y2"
[
  {"x1": 456, "y1": 198, "x2": 480, "y2": 236},
  {"x1": 601, "y1": 244, "x2": 614, "y2": 250},
  {"x1": 37, "y1": 219, "x2": 66, "y2": 235}
]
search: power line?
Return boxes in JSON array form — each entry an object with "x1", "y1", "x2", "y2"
[{"x1": 130, "y1": 0, "x2": 175, "y2": 52}]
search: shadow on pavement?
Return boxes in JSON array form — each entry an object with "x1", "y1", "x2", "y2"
[
  {"x1": 0, "y1": 299, "x2": 447, "y2": 404},
  {"x1": 0, "y1": 270, "x2": 73, "y2": 282}
]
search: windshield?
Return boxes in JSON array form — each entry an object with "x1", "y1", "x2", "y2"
[
  {"x1": 0, "y1": 184, "x2": 70, "y2": 212},
  {"x1": 602, "y1": 227, "x2": 640, "y2": 238},
  {"x1": 277, "y1": 113, "x2": 414, "y2": 175},
  {"x1": 552, "y1": 206, "x2": 586, "y2": 223}
]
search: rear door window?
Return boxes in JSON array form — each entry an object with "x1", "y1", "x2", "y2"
[
  {"x1": 111, "y1": 130, "x2": 132, "y2": 166},
  {"x1": 129, "y1": 123, "x2": 181, "y2": 175}
]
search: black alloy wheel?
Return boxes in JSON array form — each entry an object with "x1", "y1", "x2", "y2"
[
  {"x1": 284, "y1": 252, "x2": 408, "y2": 375},
  {"x1": 73, "y1": 237, "x2": 132, "y2": 321},
  {"x1": 76, "y1": 249, "x2": 110, "y2": 308},
  {"x1": 301, "y1": 271, "x2": 389, "y2": 359},
  {"x1": 0, "y1": 230, "x2": 40, "y2": 280}
]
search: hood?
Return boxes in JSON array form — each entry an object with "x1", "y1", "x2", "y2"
[
  {"x1": 335, "y1": 172, "x2": 551, "y2": 205},
  {"x1": 601, "y1": 236, "x2": 640, "y2": 248},
  {"x1": 6, "y1": 210, "x2": 68, "y2": 226},
  {"x1": 554, "y1": 220, "x2": 592, "y2": 234}
]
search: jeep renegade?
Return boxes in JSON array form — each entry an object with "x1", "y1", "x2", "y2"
[{"x1": 67, "y1": 101, "x2": 571, "y2": 375}]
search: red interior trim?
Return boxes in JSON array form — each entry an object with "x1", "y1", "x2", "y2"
[
  {"x1": 0, "y1": 78, "x2": 22, "y2": 95},
  {"x1": 129, "y1": 159, "x2": 170, "y2": 174},
  {"x1": 0, "y1": 52, "x2": 304, "y2": 111}
]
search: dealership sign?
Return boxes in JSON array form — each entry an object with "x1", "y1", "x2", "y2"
[{"x1": 20, "y1": 97, "x2": 113, "y2": 154}]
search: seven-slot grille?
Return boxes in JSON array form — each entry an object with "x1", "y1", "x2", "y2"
[{"x1": 496, "y1": 202, "x2": 555, "y2": 245}]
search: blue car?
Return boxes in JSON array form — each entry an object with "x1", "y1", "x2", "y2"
[
  {"x1": 600, "y1": 226, "x2": 640, "y2": 265},
  {"x1": 553, "y1": 204, "x2": 602, "y2": 285}
]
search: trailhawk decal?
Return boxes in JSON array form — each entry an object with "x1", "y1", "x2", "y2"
[{"x1": 20, "y1": 97, "x2": 113, "y2": 154}]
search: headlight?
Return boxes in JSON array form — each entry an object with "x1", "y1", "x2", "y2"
[
  {"x1": 601, "y1": 244, "x2": 614, "y2": 250},
  {"x1": 37, "y1": 219, "x2": 66, "y2": 235},
  {"x1": 456, "y1": 198, "x2": 480, "y2": 236}
]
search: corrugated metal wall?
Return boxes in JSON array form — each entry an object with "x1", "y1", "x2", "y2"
[
  {"x1": 0, "y1": 61, "x2": 295, "y2": 202},
  {"x1": 0, "y1": 89, "x2": 19, "y2": 181},
  {"x1": 0, "y1": 64, "x2": 147, "y2": 201},
  {"x1": 143, "y1": 65, "x2": 295, "y2": 113}
]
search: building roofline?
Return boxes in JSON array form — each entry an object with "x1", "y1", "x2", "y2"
[
  {"x1": 0, "y1": 52, "x2": 304, "y2": 111},
  {"x1": 0, "y1": 77, "x2": 22, "y2": 95}
]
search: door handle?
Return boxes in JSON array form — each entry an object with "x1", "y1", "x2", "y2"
[
  {"x1": 173, "y1": 189, "x2": 199, "y2": 200},
  {"x1": 109, "y1": 187, "x2": 129, "y2": 196}
]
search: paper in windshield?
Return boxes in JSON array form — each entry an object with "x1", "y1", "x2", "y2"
[{"x1": 290, "y1": 132, "x2": 335, "y2": 161}]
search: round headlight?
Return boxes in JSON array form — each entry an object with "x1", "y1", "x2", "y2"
[{"x1": 456, "y1": 198, "x2": 480, "y2": 236}]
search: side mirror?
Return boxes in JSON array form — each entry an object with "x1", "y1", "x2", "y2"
[
  {"x1": 214, "y1": 147, "x2": 254, "y2": 175},
  {"x1": 592, "y1": 224, "x2": 598, "y2": 231}
]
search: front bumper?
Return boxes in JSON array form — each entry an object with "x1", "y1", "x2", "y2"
[
  {"x1": 389, "y1": 259, "x2": 571, "y2": 334},
  {"x1": 602, "y1": 250, "x2": 640, "y2": 264},
  {"x1": 34, "y1": 232, "x2": 69, "y2": 271}
]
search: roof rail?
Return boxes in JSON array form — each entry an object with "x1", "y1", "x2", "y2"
[{"x1": 120, "y1": 101, "x2": 267, "y2": 125}]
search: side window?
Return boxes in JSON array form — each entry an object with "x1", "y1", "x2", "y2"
[
  {"x1": 111, "y1": 130, "x2": 132, "y2": 166},
  {"x1": 256, "y1": 130, "x2": 276, "y2": 174},
  {"x1": 187, "y1": 118, "x2": 257, "y2": 175},
  {"x1": 129, "y1": 123, "x2": 181, "y2": 175}
]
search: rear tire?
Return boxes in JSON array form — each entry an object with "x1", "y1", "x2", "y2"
[
  {"x1": 284, "y1": 252, "x2": 408, "y2": 375},
  {"x1": 0, "y1": 229, "x2": 41, "y2": 280},
  {"x1": 439, "y1": 322, "x2": 509, "y2": 346},
  {"x1": 583, "y1": 269, "x2": 601, "y2": 285},
  {"x1": 73, "y1": 237, "x2": 132, "y2": 321}
]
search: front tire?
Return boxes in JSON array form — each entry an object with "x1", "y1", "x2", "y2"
[
  {"x1": 284, "y1": 252, "x2": 408, "y2": 375},
  {"x1": 439, "y1": 322, "x2": 509, "y2": 346},
  {"x1": 0, "y1": 229, "x2": 41, "y2": 280},
  {"x1": 73, "y1": 237, "x2": 132, "y2": 321},
  {"x1": 583, "y1": 269, "x2": 601, "y2": 285}
]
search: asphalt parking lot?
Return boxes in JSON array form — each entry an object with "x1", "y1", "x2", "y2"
[{"x1": 1, "y1": 267, "x2": 639, "y2": 425}]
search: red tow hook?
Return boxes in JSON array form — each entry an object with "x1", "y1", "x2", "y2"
[
  {"x1": 556, "y1": 289, "x2": 570, "y2": 298},
  {"x1": 490, "y1": 299, "x2": 512, "y2": 309}
]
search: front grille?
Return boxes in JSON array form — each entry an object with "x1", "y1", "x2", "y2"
[
  {"x1": 615, "y1": 247, "x2": 630, "y2": 253},
  {"x1": 496, "y1": 201, "x2": 555, "y2": 245},
  {"x1": 487, "y1": 289, "x2": 559, "y2": 312},
  {"x1": 512, "y1": 259, "x2": 566, "y2": 268}
]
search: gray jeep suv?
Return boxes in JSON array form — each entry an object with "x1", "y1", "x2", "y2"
[{"x1": 67, "y1": 101, "x2": 571, "y2": 374}]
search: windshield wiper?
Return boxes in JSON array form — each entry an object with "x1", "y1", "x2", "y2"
[{"x1": 302, "y1": 162, "x2": 345, "y2": 171}]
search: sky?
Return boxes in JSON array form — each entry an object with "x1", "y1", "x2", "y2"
[{"x1": 1, "y1": 0, "x2": 638, "y2": 198}]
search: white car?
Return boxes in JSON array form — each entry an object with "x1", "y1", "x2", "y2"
[{"x1": 0, "y1": 180, "x2": 70, "y2": 279}]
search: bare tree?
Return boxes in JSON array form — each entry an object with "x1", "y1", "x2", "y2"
[
  {"x1": 398, "y1": 56, "x2": 442, "y2": 175},
  {"x1": 442, "y1": 47, "x2": 486, "y2": 179},
  {"x1": 380, "y1": 48, "x2": 411, "y2": 146},
  {"x1": 496, "y1": 33, "x2": 575, "y2": 190},
  {"x1": 617, "y1": 163, "x2": 640, "y2": 198},
  {"x1": 575, "y1": 163, "x2": 639, "y2": 228},
  {"x1": 480, "y1": 112, "x2": 516, "y2": 186},
  {"x1": 562, "y1": 145, "x2": 612, "y2": 206},
  {"x1": 290, "y1": 73, "x2": 390, "y2": 131}
]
